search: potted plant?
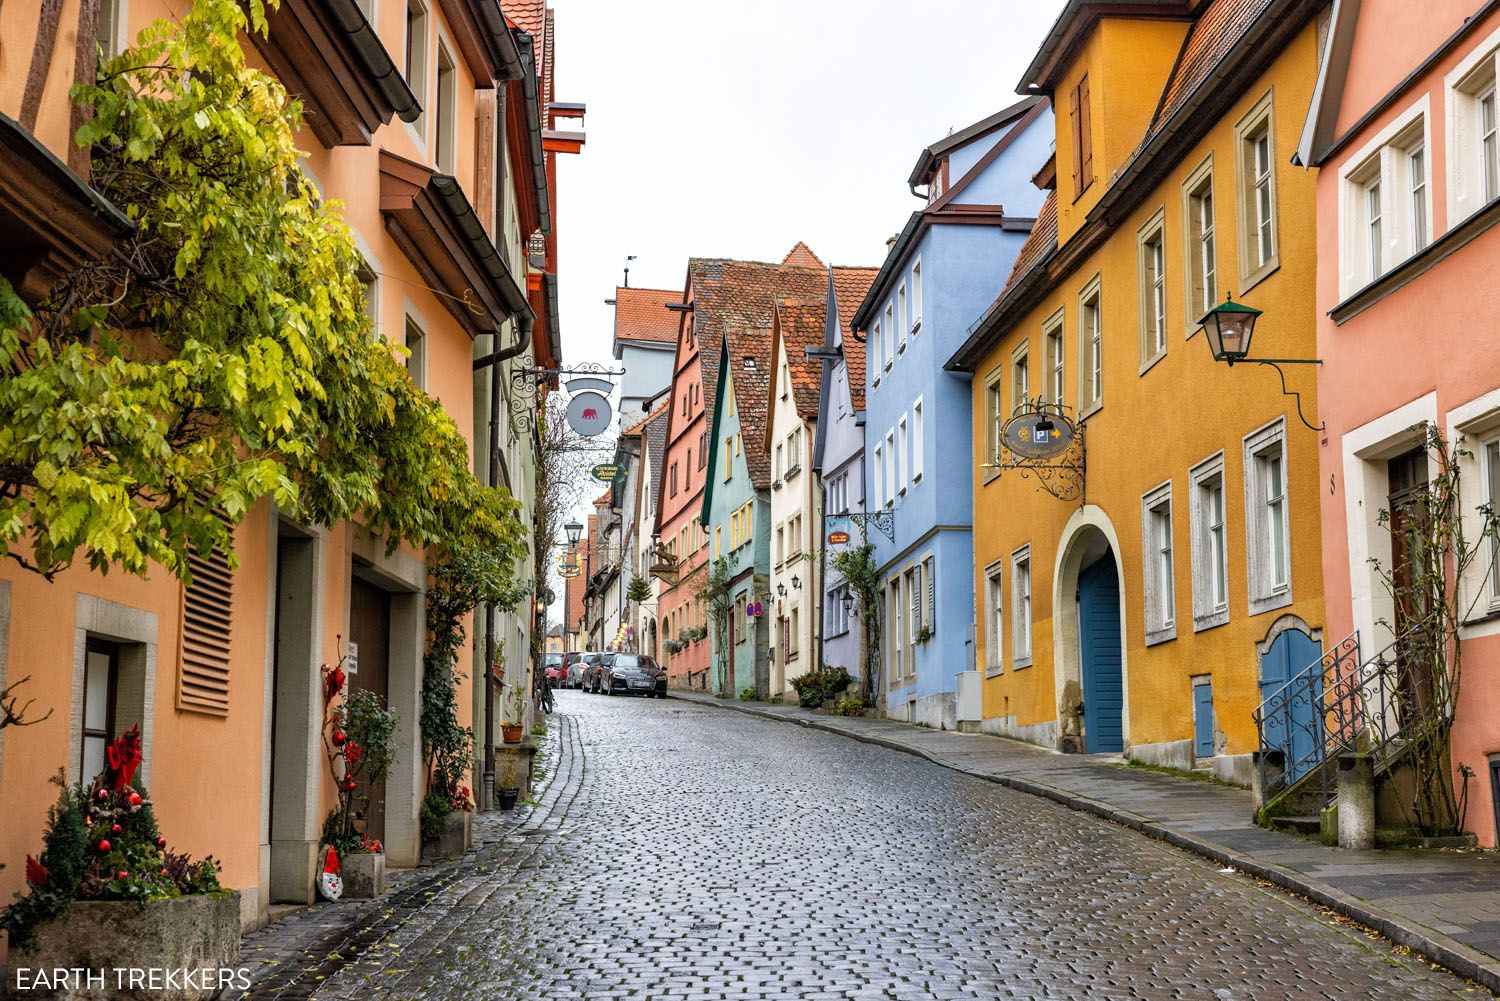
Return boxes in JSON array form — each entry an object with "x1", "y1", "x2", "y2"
[
  {"x1": 319, "y1": 654, "x2": 397, "y2": 899},
  {"x1": 2, "y1": 731, "x2": 236, "y2": 999},
  {"x1": 501, "y1": 684, "x2": 526, "y2": 744},
  {"x1": 497, "y1": 762, "x2": 520, "y2": 810},
  {"x1": 916, "y1": 624, "x2": 934, "y2": 644}
]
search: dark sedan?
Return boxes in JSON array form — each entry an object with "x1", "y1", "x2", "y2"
[{"x1": 595, "y1": 653, "x2": 668, "y2": 697}]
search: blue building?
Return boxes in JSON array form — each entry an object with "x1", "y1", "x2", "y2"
[{"x1": 850, "y1": 97, "x2": 1052, "y2": 728}]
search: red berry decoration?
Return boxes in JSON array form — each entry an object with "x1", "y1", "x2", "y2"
[
  {"x1": 155, "y1": 836, "x2": 167, "y2": 849},
  {"x1": 96, "y1": 788, "x2": 109, "y2": 801},
  {"x1": 116, "y1": 870, "x2": 129, "y2": 880},
  {"x1": 128, "y1": 792, "x2": 143, "y2": 808},
  {"x1": 97, "y1": 839, "x2": 112, "y2": 853},
  {"x1": 344, "y1": 777, "x2": 357, "y2": 790},
  {"x1": 111, "y1": 823, "x2": 122, "y2": 834},
  {"x1": 160, "y1": 868, "x2": 169, "y2": 876},
  {"x1": 332, "y1": 731, "x2": 347, "y2": 746}
]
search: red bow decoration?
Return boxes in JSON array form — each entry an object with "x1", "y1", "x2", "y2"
[
  {"x1": 25, "y1": 855, "x2": 48, "y2": 887},
  {"x1": 344, "y1": 741, "x2": 363, "y2": 763},
  {"x1": 322, "y1": 663, "x2": 346, "y2": 705},
  {"x1": 106, "y1": 725, "x2": 143, "y2": 791}
]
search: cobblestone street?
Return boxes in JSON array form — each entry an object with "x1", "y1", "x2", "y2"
[{"x1": 287, "y1": 694, "x2": 1490, "y2": 1000}]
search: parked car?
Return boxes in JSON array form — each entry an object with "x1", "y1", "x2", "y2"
[
  {"x1": 563, "y1": 651, "x2": 584, "y2": 688},
  {"x1": 569, "y1": 651, "x2": 603, "y2": 690},
  {"x1": 543, "y1": 652, "x2": 564, "y2": 688},
  {"x1": 595, "y1": 653, "x2": 668, "y2": 698}
]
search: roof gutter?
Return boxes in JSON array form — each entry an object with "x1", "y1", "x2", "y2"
[
  {"x1": 516, "y1": 33, "x2": 552, "y2": 235},
  {"x1": 328, "y1": 0, "x2": 422, "y2": 122},
  {"x1": 430, "y1": 174, "x2": 532, "y2": 366}
]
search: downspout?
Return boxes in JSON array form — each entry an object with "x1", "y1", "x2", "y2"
[{"x1": 474, "y1": 306, "x2": 533, "y2": 807}]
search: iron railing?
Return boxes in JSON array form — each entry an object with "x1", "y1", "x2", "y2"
[{"x1": 1253, "y1": 620, "x2": 1450, "y2": 808}]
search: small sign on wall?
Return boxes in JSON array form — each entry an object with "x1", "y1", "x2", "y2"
[{"x1": 345, "y1": 641, "x2": 359, "y2": 676}]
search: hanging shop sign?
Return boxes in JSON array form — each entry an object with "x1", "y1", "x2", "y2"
[
  {"x1": 827, "y1": 530, "x2": 850, "y2": 546},
  {"x1": 1003, "y1": 407, "x2": 1076, "y2": 460},
  {"x1": 591, "y1": 463, "x2": 622, "y2": 483},
  {"x1": 564, "y1": 377, "x2": 614, "y2": 437}
]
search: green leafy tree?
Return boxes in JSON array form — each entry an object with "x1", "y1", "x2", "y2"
[
  {"x1": 832, "y1": 540, "x2": 880, "y2": 701},
  {"x1": 0, "y1": 0, "x2": 518, "y2": 582}
]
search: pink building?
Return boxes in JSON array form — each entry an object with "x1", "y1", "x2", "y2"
[{"x1": 1306, "y1": 1, "x2": 1500, "y2": 844}]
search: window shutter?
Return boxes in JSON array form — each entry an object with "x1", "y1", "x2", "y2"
[
  {"x1": 1079, "y1": 75, "x2": 1094, "y2": 189},
  {"x1": 178, "y1": 539, "x2": 233, "y2": 716},
  {"x1": 911, "y1": 567, "x2": 922, "y2": 640},
  {"x1": 925, "y1": 558, "x2": 935, "y2": 632},
  {"x1": 1069, "y1": 82, "x2": 1082, "y2": 194}
]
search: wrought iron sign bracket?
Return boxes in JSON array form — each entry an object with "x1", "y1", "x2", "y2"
[
  {"x1": 986, "y1": 398, "x2": 1087, "y2": 503},
  {"x1": 1226, "y1": 358, "x2": 1325, "y2": 433},
  {"x1": 826, "y1": 510, "x2": 896, "y2": 543}
]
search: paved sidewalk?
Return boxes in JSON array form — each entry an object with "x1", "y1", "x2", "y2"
[{"x1": 675, "y1": 690, "x2": 1500, "y2": 993}]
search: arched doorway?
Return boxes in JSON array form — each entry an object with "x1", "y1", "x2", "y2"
[{"x1": 1053, "y1": 509, "x2": 1129, "y2": 755}]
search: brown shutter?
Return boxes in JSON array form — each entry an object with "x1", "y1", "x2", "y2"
[
  {"x1": 178, "y1": 536, "x2": 234, "y2": 716},
  {"x1": 1079, "y1": 74, "x2": 1094, "y2": 189},
  {"x1": 1069, "y1": 82, "x2": 1082, "y2": 194}
]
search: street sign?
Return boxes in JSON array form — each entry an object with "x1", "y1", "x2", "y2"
[
  {"x1": 591, "y1": 463, "x2": 622, "y2": 483},
  {"x1": 1003, "y1": 408, "x2": 1076, "y2": 460}
]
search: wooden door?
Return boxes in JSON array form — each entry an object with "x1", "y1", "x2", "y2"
[
  {"x1": 348, "y1": 578, "x2": 391, "y2": 841},
  {"x1": 1386, "y1": 448, "x2": 1434, "y2": 716}
]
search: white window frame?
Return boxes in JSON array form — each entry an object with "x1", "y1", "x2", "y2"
[
  {"x1": 1446, "y1": 29, "x2": 1500, "y2": 225},
  {"x1": 912, "y1": 398, "x2": 924, "y2": 483},
  {"x1": 1243, "y1": 418, "x2": 1293, "y2": 616},
  {"x1": 910, "y1": 258, "x2": 923, "y2": 334},
  {"x1": 1138, "y1": 209, "x2": 1167, "y2": 370},
  {"x1": 885, "y1": 431, "x2": 896, "y2": 507},
  {"x1": 1011, "y1": 545, "x2": 1032, "y2": 667},
  {"x1": 871, "y1": 319, "x2": 883, "y2": 384},
  {"x1": 98, "y1": 0, "x2": 130, "y2": 60},
  {"x1": 873, "y1": 444, "x2": 885, "y2": 509},
  {"x1": 908, "y1": 565, "x2": 921, "y2": 644},
  {"x1": 897, "y1": 283, "x2": 908, "y2": 354},
  {"x1": 921, "y1": 555, "x2": 935, "y2": 635},
  {"x1": 1190, "y1": 452, "x2": 1230, "y2": 631},
  {"x1": 1337, "y1": 99, "x2": 1432, "y2": 299},
  {"x1": 897, "y1": 415, "x2": 909, "y2": 497},
  {"x1": 1077, "y1": 275, "x2": 1103, "y2": 418},
  {"x1": 1234, "y1": 90, "x2": 1280, "y2": 291},
  {"x1": 1182, "y1": 156, "x2": 1216, "y2": 336},
  {"x1": 434, "y1": 34, "x2": 458, "y2": 173},
  {"x1": 404, "y1": 0, "x2": 431, "y2": 139},
  {"x1": 403, "y1": 309, "x2": 428, "y2": 390},
  {"x1": 984, "y1": 370, "x2": 1004, "y2": 481},
  {"x1": 1142, "y1": 481, "x2": 1176, "y2": 646},
  {"x1": 984, "y1": 561, "x2": 1004, "y2": 675},
  {"x1": 883, "y1": 304, "x2": 895, "y2": 371},
  {"x1": 1043, "y1": 309, "x2": 1065, "y2": 405},
  {"x1": 1444, "y1": 391, "x2": 1500, "y2": 636},
  {"x1": 1012, "y1": 341, "x2": 1030, "y2": 413}
]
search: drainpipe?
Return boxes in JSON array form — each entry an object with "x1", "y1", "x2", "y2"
[{"x1": 474, "y1": 306, "x2": 533, "y2": 808}]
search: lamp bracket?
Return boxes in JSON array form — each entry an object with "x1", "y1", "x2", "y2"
[{"x1": 1237, "y1": 360, "x2": 1325, "y2": 432}]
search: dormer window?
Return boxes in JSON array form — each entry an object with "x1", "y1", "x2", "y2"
[
  {"x1": 743, "y1": 357, "x2": 756, "y2": 370},
  {"x1": 928, "y1": 163, "x2": 945, "y2": 203}
]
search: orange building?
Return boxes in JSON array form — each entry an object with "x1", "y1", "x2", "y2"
[{"x1": 0, "y1": 0, "x2": 570, "y2": 936}]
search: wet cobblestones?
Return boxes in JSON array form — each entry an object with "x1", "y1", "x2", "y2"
[{"x1": 252, "y1": 693, "x2": 1492, "y2": 999}]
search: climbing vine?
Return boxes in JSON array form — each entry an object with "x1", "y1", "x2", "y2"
[
  {"x1": 1370, "y1": 424, "x2": 1499, "y2": 837},
  {"x1": 831, "y1": 539, "x2": 880, "y2": 702},
  {"x1": 0, "y1": 0, "x2": 517, "y2": 582},
  {"x1": 697, "y1": 558, "x2": 733, "y2": 694}
]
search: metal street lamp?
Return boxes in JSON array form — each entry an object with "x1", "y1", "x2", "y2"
[
  {"x1": 841, "y1": 592, "x2": 856, "y2": 616},
  {"x1": 1197, "y1": 294, "x2": 1262, "y2": 365},
  {"x1": 1197, "y1": 294, "x2": 1324, "y2": 431},
  {"x1": 533, "y1": 598, "x2": 547, "y2": 617},
  {"x1": 564, "y1": 519, "x2": 583, "y2": 547},
  {"x1": 776, "y1": 582, "x2": 787, "y2": 598},
  {"x1": 791, "y1": 575, "x2": 801, "y2": 591}
]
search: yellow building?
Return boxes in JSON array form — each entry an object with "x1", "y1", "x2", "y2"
[{"x1": 946, "y1": 0, "x2": 1329, "y2": 782}]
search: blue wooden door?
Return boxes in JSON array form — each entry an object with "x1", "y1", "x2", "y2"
[
  {"x1": 1258, "y1": 630, "x2": 1322, "y2": 782},
  {"x1": 1078, "y1": 551, "x2": 1124, "y2": 753},
  {"x1": 1193, "y1": 680, "x2": 1215, "y2": 758}
]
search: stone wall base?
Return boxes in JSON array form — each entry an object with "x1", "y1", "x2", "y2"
[
  {"x1": 1129, "y1": 739, "x2": 1195, "y2": 771},
  {"x1": 975, "y1": 714, "x2": 1059, "y2": 750}
]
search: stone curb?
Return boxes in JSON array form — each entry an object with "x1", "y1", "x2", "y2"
[{"x1": 676, "y1": 693, "x2": 1500, "y2": 995}]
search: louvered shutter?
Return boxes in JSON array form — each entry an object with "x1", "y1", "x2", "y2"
[
  {"x1": 1079, "y1": 74, "x2": 1094, "y2": 189},
  {"x1": 178, "y1": 539, "x2": 233, "y2": 716},
  {"x1": 924, "y1": 557, "x2": 935, "y2": 633},
  {"x1": 1069, "y1": 83, "x2": 1082, "y2": 194}
]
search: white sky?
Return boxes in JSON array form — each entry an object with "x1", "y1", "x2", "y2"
[{"x1": 549, "y1": 0, "x2": 1065, "y2": 368}]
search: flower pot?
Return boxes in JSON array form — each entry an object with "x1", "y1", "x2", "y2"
[
  {"x1": 5, "y1": 891, "x2": 240, "y2": 1000},
  {"x1": 423, "y1": 809, "x2": 473, "y2": 861},
  {"x1": 498, "y1": 787, "x2": 520, "y2": 810},
  {"x1": 341, "y1": 850, "x2": 386, "y2": 898},
  {"x1": 501, "y1": 723, "x2": 524, "y2": 744}
]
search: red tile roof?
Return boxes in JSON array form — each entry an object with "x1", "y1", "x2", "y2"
[
  {"x1": 723, "y1": 325, "x2": 775, "y2": 490},
  {"x1": 1151, "y1": 0, "x2": 1264, "y2": 136},
  {"x1": 780, "y1": 241, "x2": 825, "y2": 269},
  {"x1": 613, "y1": 286, "x2": 680, "y2": 346},
  {"x1": 774, "y1": 298, "x2": 828, "y2": 422},
  {"x1": 831, "y1": 266, "x2": 878, "y2": 411},
  {"x1": 624, "y1": 399, "x2": 670, "y2": 437},
  {"x1": 1003, "y1": 191, "x2": 1058, "y2": 294}
]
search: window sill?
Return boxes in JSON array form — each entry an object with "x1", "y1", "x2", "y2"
[
  {"x1": 1247, "y1": 588, "x2": 1292, "y2": 618},
  {"x1": 1139, "y1": 348, "x2": 1166, "y2": 377},
  {"x1": 912, "y1": 473, "x2": 922, "y2": 485},
  {"x1": 1012, "y1": 655, "x2": 1033, "y2": 670},
  {"x1": 786, "y1": 465, "x2": 801, "y2": 480},
  {"x1": 1078, "y1": 399, "x2": 1103, "y2": 422},
  {"x1": 985, "y1": 666, "x2": 1003, "y2": 678},
  {"x1": 1144, "y1": 624, "x2": 1177, "y2": 647},
  {"x1": 1193, "y1": 608, "x2": 1229, "y2": 633},
  {"x1": 983, "y1": 468, "x2": 1001, "y2": 486},
  {"x1": 1238, "y1": 257, "x2": 1280, "y2": 299},
  {"x1": 911, "y1": 320, "x2": 922, "y2": 336},
  {"x1": 772, "y1": 480, "x2": 782, "y2": 490}
]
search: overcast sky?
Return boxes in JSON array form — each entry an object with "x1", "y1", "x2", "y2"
[{"x1": 549, "y1": 0, "x2": 1064, "y2": 369}]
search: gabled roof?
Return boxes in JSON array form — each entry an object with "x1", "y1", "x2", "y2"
[
  {"x1": 831, "y1": 267, "x2": 878, "y2": 411},
  {"x1": 645, "y1": 405, "x2": 670, "y2": 499},
  {"x1": 772, "y1": 298, "x2": 828, "y2": 423},
  {"x1": 907, "y1": 96, "x2": 1044, "y2": 188},
  {"x1": 624, "y1": 399, "x2": 670, "y2": 437},
  {"x1": 781, "y1": 241, "x2": 825, "y2": 269},
  {"x1": 1018, "y1": 0, "x2": 1195, "y2": 92},
  {"x1": 613, "y1": 286, "x2": 679, "y2": 348}
]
